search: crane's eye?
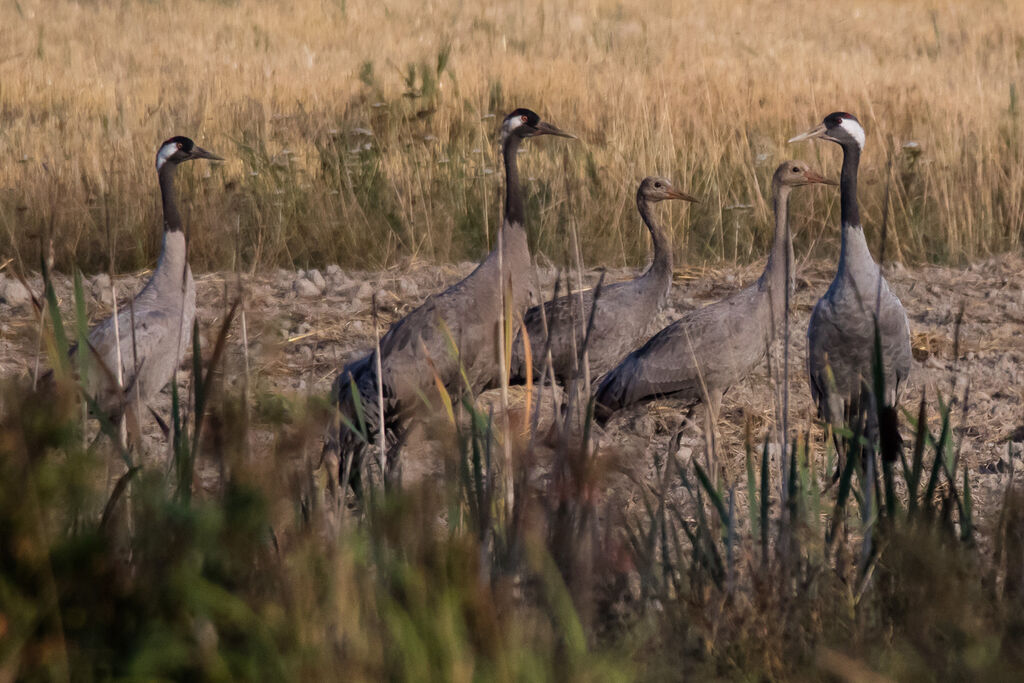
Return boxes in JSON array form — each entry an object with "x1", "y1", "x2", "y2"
[
  {"x1": 521, "y1": 115, "x2": 528, "y2": 123},
  {"x1": 654, "y1": 182, "x2": 662, "y2": 188}
]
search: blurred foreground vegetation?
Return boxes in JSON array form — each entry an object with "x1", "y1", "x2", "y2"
[{"x1": 3, "y1": 277, "x2": 1024, "y2": 681}]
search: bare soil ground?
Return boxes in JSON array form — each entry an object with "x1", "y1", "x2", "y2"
[{"x1": 2, "y1": 254, "x2": 1022, "y2": 530}]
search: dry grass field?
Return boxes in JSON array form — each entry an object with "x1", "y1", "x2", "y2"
[
  {"x1": 0, "y1": 0, "x2": 1022, "y2": 275},
  {"x1": 2, "y1": 0, "x2": 1024, "y2": 680}
]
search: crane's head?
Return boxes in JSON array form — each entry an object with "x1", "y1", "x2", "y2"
[
  {"x1": 637, "y1": 176, "x2": 699, "y2": 203},
  {"x1": 788, "y1": 112, "x2": 865, "y2": 150},
  {"x1": 500, "y1": 108, "x2": 576, "y2": 142},
  {"x1": 772, "y1": 160, "x2": 837, "y2": 188},
  {"x1": 156, "y1": 136, "x2": 224, "y2": 171}
]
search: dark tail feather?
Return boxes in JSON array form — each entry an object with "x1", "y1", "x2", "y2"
[
  {"x1": 325, "y1": 353, "x2": 381, "y2": 498},
  {"x1": 593, "y1": 370, "x2": 624, "y2": 427}
]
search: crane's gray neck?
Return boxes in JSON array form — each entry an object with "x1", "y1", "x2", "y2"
[
  {"x1": 836, "y1": 142, "x2": 878, "y2": 281},
  {"x1": 151, "y1": 162, "x2": 191, "y2": 297},
  {"x1": 636, "y1": 194, "x2": 673, "y2": 285},
  {"x1": 762, "y1": 183, "x2": 794, "y2": 310},
  {"x1": 502, "y1": 133, "x2": 525, "y2": 229},
  {"x1": 158, "y1": 162, "x2": 183, "y2": 233},
  {"x1": 155, "y1": 230, "x2": 189, "y2": 284}
]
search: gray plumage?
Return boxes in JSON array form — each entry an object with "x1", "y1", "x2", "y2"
[
  {"x1": 509, "y1": 177, "x2": 696, "y2": 386},
  {"x1": 329, "y1": 109, "x2": 574, "y2": 478},
  {"x1": 79, "y1": 136, "x2": 222, "y2": 419},
  {"x1": 790, "y1": 112, "x2": 912, "y2": 426},
  {"x1": 595, "y1": 161, "x2": 834, "y2": 422}
]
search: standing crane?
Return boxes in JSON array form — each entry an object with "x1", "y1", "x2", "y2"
[
  {"x1": 328, "y1": 108, "x2": 574, "y2": 493},
  {"x1": 789, "y1": 113, "x2": 912, "y2": 452},
  {"x1": 509, "y1": 176, "x2": 697, "y2": 386},
  {"x1": 594, "y1": 161, "x2": 835, "y2": 441},
  {"x1": 73, "y1": 136, "x2": 222, "y2": 429}
]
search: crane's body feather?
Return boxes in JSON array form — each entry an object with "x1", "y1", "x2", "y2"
[
  {"x1": 510, "y1": 176, "x2": 692, "y2": 385},
  {"x1": 595, "y1": 162, "x2": 825, "y2": 421}
]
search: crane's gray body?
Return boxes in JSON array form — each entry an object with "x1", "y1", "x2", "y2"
[
  {"x1": 595, "y1": 271, "x2": 786, "y2": 417},
  {"x1": 510, "y1": 269, "x2": 670, "y2": 387},
  {"x1": 84, "y1": 232, "x2": 195, "y2": 417},
  {"x1": 333, "y1": 222, "x2": 536, "y2": 426},
  {"x1": 806, "y1": 223, "x2": 912, "y2": 423},
  {"x1": 595, "y1": 162, "x2": 823, "y2": 420},
  {"x1": 510, "y1": 177, "x2": 692, "y2": 386}
]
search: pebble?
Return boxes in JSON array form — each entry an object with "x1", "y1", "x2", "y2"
[
  {"x1": 91, "y1": 273, "x2": 114, "y2": 305},
  {"x1": 375, "y1": 289, "x2": 399, "y2": 310},
  {"x1": 307, "y1": 269, "x2": 326, "y2": 292},
  {"x1": 634, "y1": 415, "x2": 656, "y2": 439},
  {"x1": 293, "y1": 278, "x2": 321, "y2": 298},
  {"x1": 397, "y1": 277, "x2": 418, "y2": 298},
  {"x1": 1, "y1": 277, "x2": 31, "y2": 307},
  {"x1": 91, "y1": 272, "x2": 111, "y2": 292},
  {"x1": 352, "y1": 281, "x2": 374, "y2": 302},
  {"x1": 326, "y1": 264, "x2": 342, "y2": 277}
]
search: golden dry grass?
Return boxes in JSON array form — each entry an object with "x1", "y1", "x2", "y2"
[{"x1": 0, "y1": 0, "x2": 1021, "y2": 275}]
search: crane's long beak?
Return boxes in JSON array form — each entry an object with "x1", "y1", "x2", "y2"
[
  {"x1": 534, "y1": 121, "x2": 576, "y2": 139},
  {"x1": 803, "y1": 169, "x2": 838, "y2": 186},
  {"x1": 788, "y1": 122, "x2": 827, "y2": 144},
  {"x1": 190, "y1": 145, "x2": 225, "y2": 161},
  {"x1": 666, "y1": 187, "x2": 700, "y2": 203}
]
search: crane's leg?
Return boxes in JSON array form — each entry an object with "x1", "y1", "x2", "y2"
[{"x1": 384, "y1": 423, "x2": 409, "y2": 491}]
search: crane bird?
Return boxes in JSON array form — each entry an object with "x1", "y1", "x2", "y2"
[
  {"x1": 508, "y1": 176, "x2": 697, "y2": 387},
  {"x1": 62, "y1": 136, "x2": 221, "y2": 429},
  {"x1": 328, "y1": 108, "x2": 575, "y2": 493},
  {"x1": 594, "y1": 161, "x2": 835, "y2": 439},
  {"x1": 789, "y1": 112, "x2": 912, "y2": 454}
]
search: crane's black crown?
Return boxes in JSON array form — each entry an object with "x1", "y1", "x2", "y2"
[
  {"x1": 824, "y1": 112, "x2": 859, "y2": 128},
  {"x1": 505, "y1": 108, "x2": 541, "y2": 127},
  {"x1": 160, "y1": 135, "x2": 196, "y2": 152}
]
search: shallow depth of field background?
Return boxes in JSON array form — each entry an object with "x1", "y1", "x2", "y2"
[{"x1": 0, "y1": 0, "x2": 1021, "y2": 275}]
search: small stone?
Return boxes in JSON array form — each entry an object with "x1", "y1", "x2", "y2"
[
  {"x1": 634, "y1": 415, "x2": 656, "y2": 439},
  {"x1": 2, "y1": 277, "x2": 31, "y2": 307},
  {"x1": 307, "y1": 269, "x2": 326, "y2": 291},
  {"x1": 326, "y1": 264, "x2": 342, "y2": 277},
  {"x1": 91, "y1": 273, "x2": 111, "y2": 292},
  {"x1": 91, "y1": 273, "x2": 114, "y2": 305},
  {"x1": 372, "y1": 289, "x2": 400, "y2": 311},
  {"x1": 355, "y1": 281, "x2": 374, "y2": 301},
  {"x1": 397, "y1": 277, "x2": 418, "y2": 298},
  {"x1": 293, "y1": 278, "x2": 321, "y2": 298}
]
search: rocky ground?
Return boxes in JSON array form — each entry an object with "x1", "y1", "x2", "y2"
[{"x1": 1, "y1": 254, "x2": 1022, "y2": 531}]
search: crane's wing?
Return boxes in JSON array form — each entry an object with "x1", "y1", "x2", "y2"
[
  {"x1": 85, "y1": 307, "x2": 189, "y2": 412},
  {"x1": 511, "y1": 289, "x2": 596, "y2": 381}
]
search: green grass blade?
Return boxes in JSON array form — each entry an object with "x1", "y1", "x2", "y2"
[{"x1": 745, "y1": 442, "x2": 759, "y2": 540}]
